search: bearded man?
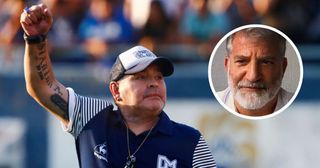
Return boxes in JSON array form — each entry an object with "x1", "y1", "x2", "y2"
[{"x1": 218, "y1": 27, "x2": 293, "y2": 117}]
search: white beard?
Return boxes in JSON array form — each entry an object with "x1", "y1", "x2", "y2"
[{"x1": 228, "y1": 72, "x2": 282, "y2": 110}]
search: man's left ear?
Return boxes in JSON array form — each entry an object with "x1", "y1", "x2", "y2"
[
  {"x1": 224, "y1": 56, "x2": 229, "y2": 71},
  {"x1": 282, "y1": 57, "x2": 288, "y2": 74},
  {"x1": 109, "y1": 81, "x2": 120, "y2": 100}
]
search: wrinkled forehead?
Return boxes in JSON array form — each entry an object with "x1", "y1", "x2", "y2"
[
  {"x1": 233, "y1": 31, "x2": 277, "y2": 43},
  {"x1": 236, "y1": 28, "x2": 286, "y2": 44},
  {"x1": 233, "y1": 33, "x2": 275, "y2": 48},
  {"x1": 232, "y1": 31, "x2": 285, "y2": 55}
]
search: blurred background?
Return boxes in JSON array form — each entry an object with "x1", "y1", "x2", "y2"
[{"x1": 0, "y1": 0, "x2": 319, "y2": 167}]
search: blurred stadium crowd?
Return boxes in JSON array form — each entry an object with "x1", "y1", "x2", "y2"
[{"x1": 0, "y1": 0, "x2": 319, "y2": 64}]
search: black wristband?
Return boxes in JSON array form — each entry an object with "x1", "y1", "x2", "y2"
[{"x1": 23, "y1": 33, "x2": 47, "y2": 44}]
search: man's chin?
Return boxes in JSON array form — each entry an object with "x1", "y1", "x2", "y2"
[
  {"x1": 142, "y1": 101, "x2": 165, "y2": 112},
  {"x1": 235, "y1": 93, "x2": 268, "y2": 110}
]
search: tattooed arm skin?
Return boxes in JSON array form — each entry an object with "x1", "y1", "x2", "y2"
[{"x1": 21, "y1": 4, "x2": 69, "y2": 125}]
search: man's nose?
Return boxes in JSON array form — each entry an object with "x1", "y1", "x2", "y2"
[
  {"x1": 148, "y1": 77, "x2": 158, "y2": 88},
  {"x1": 246, "y1": 61, "x2": 261, "y2": 82}
]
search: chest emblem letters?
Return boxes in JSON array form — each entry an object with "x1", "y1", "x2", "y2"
[{"x1": 157, "y1": 154, "x2": 177, "y2": 168}]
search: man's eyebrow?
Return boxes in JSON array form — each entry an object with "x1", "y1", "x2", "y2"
[
  {"x1": 233, "y1": 55, "x2": 249, "y2": 59},
  {"x1": 258, "y1": 55, "x2": 278, "y2": 60},
  {"x1": 233, "y1": 55, "x2": 278, "y2": 60}
]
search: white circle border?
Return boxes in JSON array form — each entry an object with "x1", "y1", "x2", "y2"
[{"x1": 208, "y1": 24, "x2": 304, "y2": 120}]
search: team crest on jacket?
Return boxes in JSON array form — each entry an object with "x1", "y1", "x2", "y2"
[{"x1": 94, "y1": 142, "x2": 108, "y2": 162}]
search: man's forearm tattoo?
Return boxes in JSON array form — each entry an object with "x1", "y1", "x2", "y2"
[
  {"x1": 53, "y1": 85, "x2": 63, "y2": 96},
  {"x1": 34, "y1": 43, "x2": 53, "y2": 88},
  {"x1": 32, "y1": 42, "x2": 67, "y2": 118},
  {"x1": 50, "y1": 94, "x2": 69, "y2": 120}
]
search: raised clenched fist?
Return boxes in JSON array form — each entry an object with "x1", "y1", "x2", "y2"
[{"x1": 20, "y1": 4, "x2": 53, "y2": 36}]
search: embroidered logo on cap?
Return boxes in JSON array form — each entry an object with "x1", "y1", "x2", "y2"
[{"x1": 133, "y1": 49, "x2": 156, "y2": 59}]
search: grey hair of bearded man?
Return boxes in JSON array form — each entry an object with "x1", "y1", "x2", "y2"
[{"x1": 226, "y1": 27, "x2": 287, "y2": 57}]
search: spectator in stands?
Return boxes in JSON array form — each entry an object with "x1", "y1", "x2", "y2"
[
  {"x1": 252, "y1": 0, "x2": 308, "y2": 43},
  {"x1": 0, "y1": 0, "x2": 24, "y2": 45},
  {"x1": 179, "y1": 0, "x2": 230, "y2": 59},
  {"x1": 307, "y1": 6, "x2": 320, "y2": 43},
  {"x1": 180, "y1": 0, "x2": 230, "y2": 43},
  {"x1": 303, "y1": 0, "x2": 320, "y2": 43},
  {"x1": 225, "y1": 0, "x2": 257, "y2": 28},
  {"x1": 78, "y1": 0, "x2": 136, "y2": 60},
  {"x1": 139, "y1": 0, "x2": 173, "y2": 50},
  {"x1": 0, "y1": 0, "x2": 24, "y2": 68},
  {"x1": 42, "y1": 0, "x2": 88, "y2": 47}
]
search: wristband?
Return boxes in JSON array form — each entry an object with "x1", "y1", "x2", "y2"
[{"x1": 23, "y1": 33, "x2": 47, "y2": 44}]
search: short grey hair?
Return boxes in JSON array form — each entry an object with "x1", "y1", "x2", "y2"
[{"x1": 226, "y1": 27, "x2": 286, "y2": 57}]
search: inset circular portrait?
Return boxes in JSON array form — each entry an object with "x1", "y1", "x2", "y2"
[{"x1": 208, "y1": 24, "x2": 303, "y2": 120}]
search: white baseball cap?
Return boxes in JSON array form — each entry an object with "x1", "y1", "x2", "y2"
[{"x1": 109, "y1": 46, "x2": 174, "y2": 81}]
